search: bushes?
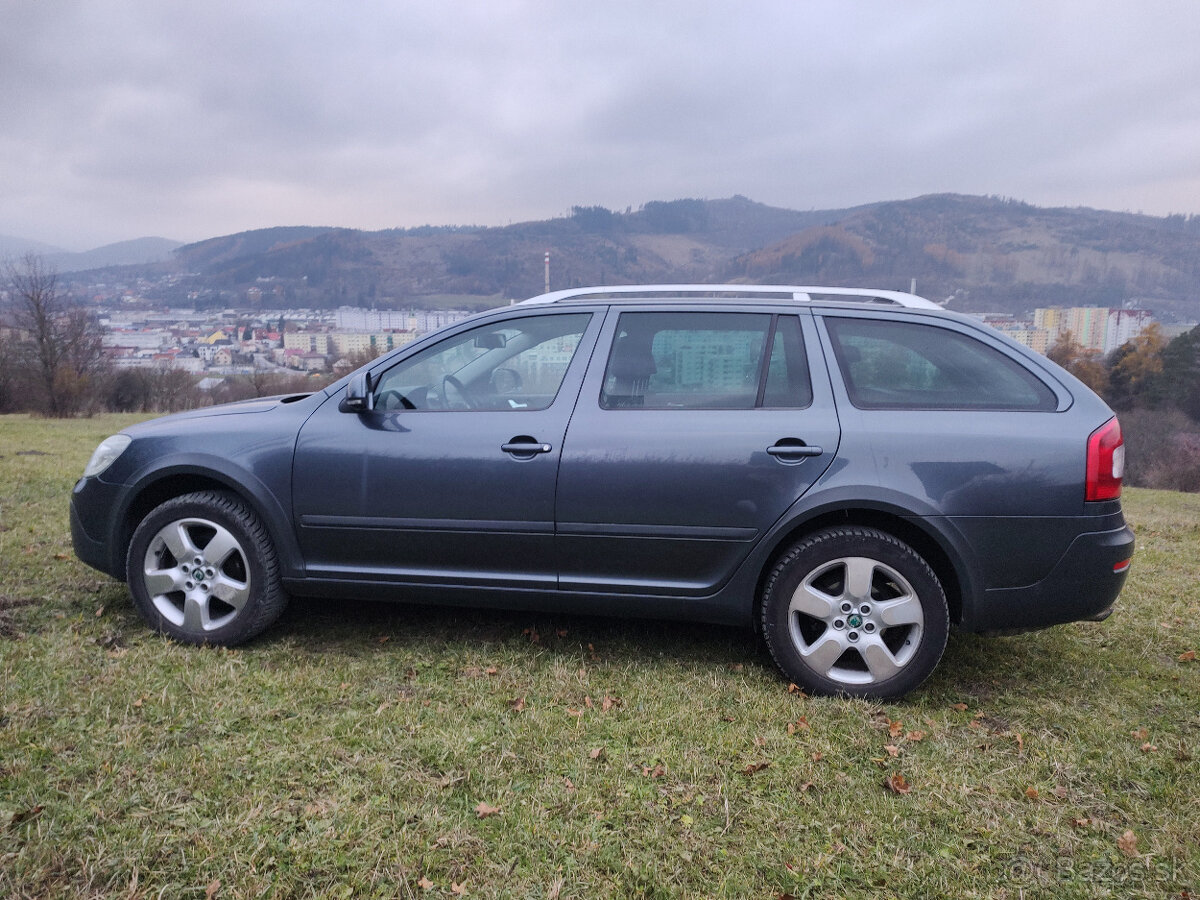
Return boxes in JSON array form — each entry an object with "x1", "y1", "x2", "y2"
[{"x1": 1119, "y1": 407, "x2": 1200, "y2": 493}]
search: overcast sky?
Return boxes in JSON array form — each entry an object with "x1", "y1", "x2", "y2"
[{"x1": 4, "y1": 1, "x2": 1200, "y2": 250}]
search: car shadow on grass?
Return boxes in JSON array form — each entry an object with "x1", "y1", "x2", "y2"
[
  {"x1": 261, "y1": 594, "x2": 1116, "y2": 704},
  {"x1": 270, "y1": 593, "x2": 767, "y2": 673}
]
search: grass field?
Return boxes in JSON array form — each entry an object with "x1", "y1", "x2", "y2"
[{"x1": 1, "y1": 413, "x2": 1197, "y2": 899}]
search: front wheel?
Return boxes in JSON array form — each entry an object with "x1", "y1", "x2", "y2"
[
  {"x1": 127, "y1": 491, "x2": 288, "y2": 645},
  {"x1": 760, "y1": 527, "x2": 949, "y2": 700}
]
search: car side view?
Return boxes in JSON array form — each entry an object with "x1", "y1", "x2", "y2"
[{"x1": 71, "y1": 285, "x2": 1134, "y2": 699}]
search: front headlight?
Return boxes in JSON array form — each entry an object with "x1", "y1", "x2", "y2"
[{"x1": 83, "y1": 434, "x2": 132, "y2": 478}]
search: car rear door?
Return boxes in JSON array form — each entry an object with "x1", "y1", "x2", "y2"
[{"x1": 555, "y1": 307, "x2": 841, "y2": 597}]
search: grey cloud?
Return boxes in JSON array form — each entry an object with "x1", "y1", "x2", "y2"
[{"x1": 3, "y1": 1, "x2": 1200, "y2": 248}]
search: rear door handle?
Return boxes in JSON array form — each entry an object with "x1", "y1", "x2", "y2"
[
  {"x1": 502, "y1": 437, "x2": 553, "y2": 455},
  {"x1": 766, "y1": 441, "x2": 823, "y2": 459}
]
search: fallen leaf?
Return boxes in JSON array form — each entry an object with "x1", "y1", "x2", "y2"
[
  {"x1": 8, "y1": 805, "x2": 44, "y2": 828},
  {"x1": 1117, "y1": 829, "x2": 1138, "y2": 857},
  {"x1": 601, "y1": 695, "x2": 617, "y2": 712},
  {"x1": 589, "y1": 747, "x2": 605, "y2": 760},
  {"x1": 451, "y1": 882, "x2": 466, "y2": 895},
  {"x1": 377, "y1": 635, "x2": 390, "y2": 644},
  {"x1": 887, "y1": 719, "x2": 903, "y2": 738},
  {"x1": 205, "y1": 880, "x2": 221, "y2": 899},
  {"x1": 53, "y1": 553, "x2": 68, "y2": 560},
  {"x1": 797, "y1": 781, "x2": 814, "y2": 792},
  {"x1": 509, "y1": 697, "x2": 526, "y2": 712},
  {"x1": 754, "y1": 735, "x2": 767, "y2": 747},
  {"x1": 563, "y1": 776, "x2": 575, "y2": 791},
  {"x1": 906, "y1": 730, "x2": 926, "y2": 742},
  {"x1": 95, "y1": 606, "x2": 105, "y2": 617},
  {"x1": 1179, "y1": 650, "x2": 1197, "y2": 662},
  {"x1": 950, "y1": 702, "x2": 968, "y2": 711},
  {"x1": 811, "y1": 751, "x2": 824, "y2": 762},
  {"x1": 728, "y1": 663, "x2": 744, "y2": 672},
  {"x1": 1141, "y1": 742, "x2": 1158, "y2": 753},
  {"x1": 883, "y1": 773, "x2": 911, "y2": 794},
  {"x1": 486, "y1": 666, "x2": 498, "y2": 676},
  {"x1": 475, "y1": 802, "x2": 501, "y2": 818},
  {"x1": 642, "y1": 764, "x2": 665, "y2": 778},
  {"x1": 556, "y1": 628, "x2": 568, "y2": 637},
  {"x1": 1131, "y1": 727, "x2": 1149, "y2": 740},
  {"x1": 743, "y1": 762, "x2": 770, "y2": 775},
  {"x1": 522, "y1": 628, "x2": 541, "y2": 644},
  {"x1": 584, "y1": 696, "x2": 593, "y2": 708},
  {"x1": 418, "y1": 876, "x2": 436, "y2": 890},
  {"x1": 788, "y1": 716, "x2": 810, "y2": 734},
  {"x1": 566, "y1": 708, "x2": 583, "y2": 717},
  {"x1": 1013, "y1": 733, "x2": 1024, "y2": 751},
  {"x1": 884, "y1": 744, "x2": 900, "y2": 758},
  {"x1": 787, "y1": 683, "x2": 804, "y2": 694},
  {"x1": 1025, "y1": 787, "x2": 1040, "y2": 800}
]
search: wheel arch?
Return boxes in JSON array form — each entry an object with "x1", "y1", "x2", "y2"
[
  {"x1": 114, "y1": 464, "x2": 302, "y2": 580},
  {"x1": 752, "y1": 504, "x2": 971, "y2": 632}
]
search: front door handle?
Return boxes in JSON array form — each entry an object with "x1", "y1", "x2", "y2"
[
  {"x1": 766, "y1": 440, "x2": 823, "y2": 459},
  {"x1": 501, "y1": 437, "x2": 553, "y2": 456}
]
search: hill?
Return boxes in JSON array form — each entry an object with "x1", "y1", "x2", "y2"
[
  {"x1": 60, "y1": 195, "x2": 1200, "y2": 320},
  {"x1": 49, "y1": 236, "x2": 183, "y2": 272}
]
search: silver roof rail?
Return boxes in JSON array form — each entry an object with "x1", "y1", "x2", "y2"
[{"x1": 518, "y1": 284, "x2": 941, "y2": 310}]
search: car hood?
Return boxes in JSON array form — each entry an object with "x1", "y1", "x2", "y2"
[{"x1": 123, "y1": 394, "x2": 313, "y2": 432}]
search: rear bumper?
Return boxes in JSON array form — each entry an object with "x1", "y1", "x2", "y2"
[{"x1": 963, "y1": 524, "x2": 1134, "y2": 632}]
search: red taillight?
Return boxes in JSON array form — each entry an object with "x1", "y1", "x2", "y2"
[{"x1": 1086, "y1": 417, "x2": 1124, "y2": 501}]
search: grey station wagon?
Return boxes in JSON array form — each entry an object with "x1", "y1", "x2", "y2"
[{"x1": 71, "y1": 285, "x2": 1134, "y2": 699}]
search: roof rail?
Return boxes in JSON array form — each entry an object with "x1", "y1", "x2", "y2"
[{"x1": 518, "y1": 284, "x2": 942, "y2": 310}]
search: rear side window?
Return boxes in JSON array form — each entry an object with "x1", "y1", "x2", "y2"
[
  {"x1": 601, "y1": 312, "x2": 812, "y2": 409},
  {"x1": 825, "y1": 317, "x2": 1057, "y2": 411}
]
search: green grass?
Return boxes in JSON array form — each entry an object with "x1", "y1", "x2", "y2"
[{"x1": 1, "y1": 413, "x2": 1197, "y2": 899}]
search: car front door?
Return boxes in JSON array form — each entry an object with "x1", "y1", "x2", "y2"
[
  {"x1": 555, "y1": 308, "x2": 841, "y2": 597},
  {"x1": 292, "y1": 310, "x2": 598, "y2": 590}
]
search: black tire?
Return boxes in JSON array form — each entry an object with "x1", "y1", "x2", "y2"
[
  {"x1": 126, "y1": 490, "x2": 288, "y2": 646},
  {"x1": 760, "y1": 526, "x2": 949, "y2": 700}
]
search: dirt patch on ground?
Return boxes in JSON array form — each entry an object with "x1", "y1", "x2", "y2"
[{"x1": 0, "y1": 596, "x2": 37, "y2": 638}]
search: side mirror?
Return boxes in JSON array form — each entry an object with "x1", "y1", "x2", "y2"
[{"x1": 339, "y1": 372, "x2": 374, "y2": 413}]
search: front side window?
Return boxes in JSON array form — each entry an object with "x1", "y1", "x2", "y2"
[
  {"x1": 601, "y1": 312, "x2": 812, "y2": 409},
  {"x1": 372, "y1": 313, "x2": 591, "y2": 411},
  {"x1": 825, "y1": 317, "x2": 1057, "y2": 411}
]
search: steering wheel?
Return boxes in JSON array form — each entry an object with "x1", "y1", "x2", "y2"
[{"x1": 442, "y1": 375, "x2": 476, "y2": 410}]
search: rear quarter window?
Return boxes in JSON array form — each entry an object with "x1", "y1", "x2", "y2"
[{"x1": 824, "y1": 317, "x2": 1057, "y2": 411}]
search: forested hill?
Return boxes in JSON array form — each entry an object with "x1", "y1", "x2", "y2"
[{"x1": 79, "y1": 194, "x2": 1200, "y2": 320}]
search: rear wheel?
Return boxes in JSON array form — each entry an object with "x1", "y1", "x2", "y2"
[
  {"x1": 760, "y1": 526, "x2": 949, "y2": 699},
  {"x1": 127, "y1": 491, "x2": 287, "y2": 645}
]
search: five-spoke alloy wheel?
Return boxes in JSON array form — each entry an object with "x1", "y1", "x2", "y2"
[
  {"x1": 127, "y1": 491, "x2": 287, "y2": 645},
  {"x1": 761, "y1": 526, "x2": 949, "y2": 699}
]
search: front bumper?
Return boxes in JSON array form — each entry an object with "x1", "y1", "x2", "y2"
[{"x1": 70, "y1": 476, "x2": 126, "y2": 581}]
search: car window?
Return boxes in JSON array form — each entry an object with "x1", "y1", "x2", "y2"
[
  {"x1": 372, "y1": 312, "x2": 591, "y2": 411},
  {"x1": 601, "y1": 312, "x2": 811, "y2": 409},
  {"x1": 825, "y1": 317, "x2": 1057, "y2": 411}
]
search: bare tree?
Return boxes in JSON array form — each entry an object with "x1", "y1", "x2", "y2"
[{"x1": 4, "y1": 253, "x2": 108, "y2": 416}]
